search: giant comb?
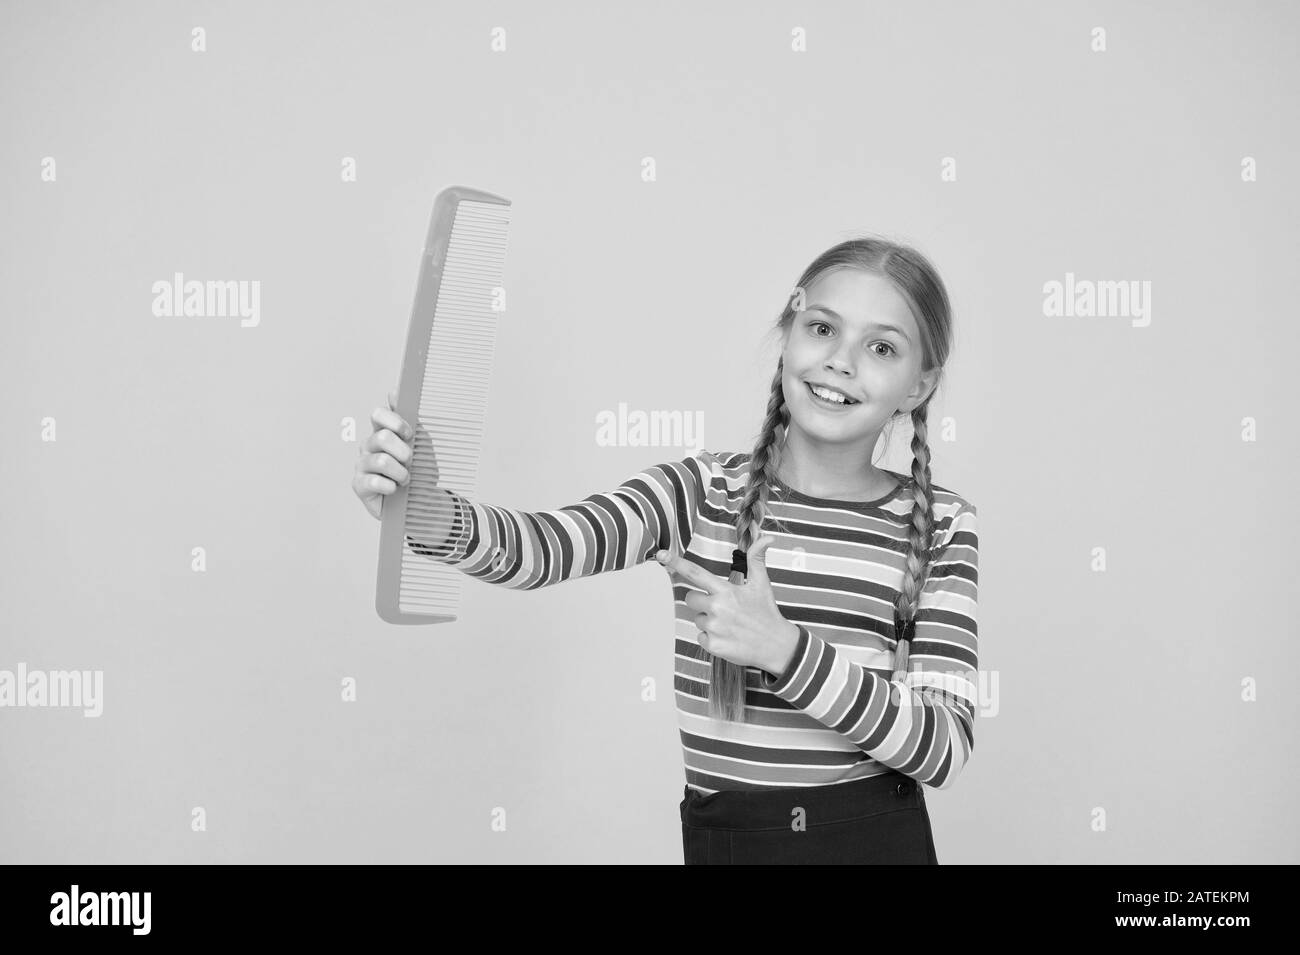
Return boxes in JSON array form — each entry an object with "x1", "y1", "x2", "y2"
[{"x1": 376, "y1": 185, "x2": 512, "y2": 624}]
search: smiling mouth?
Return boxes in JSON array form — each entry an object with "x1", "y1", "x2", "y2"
[{"x1": 805, "y1": 381, "x2": 860, "y2": 406}]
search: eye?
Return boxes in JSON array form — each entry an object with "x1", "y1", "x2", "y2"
[
  {"x1": 810, "y1": 320, "x2": 831, "y2": 336},
  {"x1": 871, "y1": 342, "x2": 897, "y2": 358}
]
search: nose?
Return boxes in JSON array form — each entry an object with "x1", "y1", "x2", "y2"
[{"x1": 823, "y1": 348, "x2": 855, "y2": 377}]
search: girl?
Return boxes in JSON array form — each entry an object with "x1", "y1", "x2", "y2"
[{"x1": 353, "y1": 237, "x2": 979, "y2": 865}]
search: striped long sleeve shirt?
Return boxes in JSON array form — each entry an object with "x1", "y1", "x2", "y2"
[{"x1": 412, "y1": 449, "x2": 979, "y2": 795}]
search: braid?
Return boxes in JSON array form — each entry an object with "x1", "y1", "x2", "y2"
[
  {"x1": 708, "y1": 361, "x2": 794, "y2": 722},
  {"x1": 891, "y1": 403, "x2": 938, "y2": 682}
]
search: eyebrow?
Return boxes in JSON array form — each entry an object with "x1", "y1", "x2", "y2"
[{"x1": 804, "y1": 305, "x2": 912, "y2": 345}]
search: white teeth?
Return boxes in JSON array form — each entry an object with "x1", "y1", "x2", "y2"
[{"x1": 809, "y1": 383, "x2": 853, "y2": 404}]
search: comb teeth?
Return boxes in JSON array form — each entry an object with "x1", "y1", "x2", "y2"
[{"x1": 376, "y1": 188, "x2": 512, "y2": 624}]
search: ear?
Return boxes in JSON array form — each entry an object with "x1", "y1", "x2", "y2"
[{"x1": 899, "y1": 368, "x2": 939, "y2": 414}]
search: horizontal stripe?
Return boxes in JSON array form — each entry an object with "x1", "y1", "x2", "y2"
[{"x1": 416, "y1": 449, "x2": 979, "y2": 794}]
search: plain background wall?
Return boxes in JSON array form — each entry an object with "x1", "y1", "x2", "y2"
[{"x1": 2, "y1": 0, "x2": 1297, "y2": 864}]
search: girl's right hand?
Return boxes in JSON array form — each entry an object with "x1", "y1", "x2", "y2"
[{"x1": 353, "y1": 388, "x2": 438, "y2": 521}]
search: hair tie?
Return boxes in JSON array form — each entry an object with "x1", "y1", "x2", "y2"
[
  {"x1": 729, "y1": 547, "x2": 748, "y2": 579},
  {"x1": 891, "y1": 608, "x2": 916, "y2": 682},
  {"x1": 893, "y1": 609, "x2": 916, "y2": 644}
]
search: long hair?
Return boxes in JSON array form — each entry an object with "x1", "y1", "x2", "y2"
[{"x1": 708, "y1": 237, "x2": 955, "y2": 722}]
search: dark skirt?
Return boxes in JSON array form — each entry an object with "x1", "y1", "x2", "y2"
[{"x1": 680, "y1": 771, "x2": 939, "y2": 865}]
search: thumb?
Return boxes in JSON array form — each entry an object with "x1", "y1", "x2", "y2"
[{"x1": 745, "y1": 535, "x2": 777, "y2": 585}]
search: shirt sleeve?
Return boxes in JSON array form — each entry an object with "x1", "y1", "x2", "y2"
[
  {"x1": 759, "y1": 501, "x2": 980, "y2": 790},
  {"x1": 404, "y1": 452, "x2": 709, "y2": 590}
]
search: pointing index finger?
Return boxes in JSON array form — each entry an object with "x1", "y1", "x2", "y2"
[{"x1": 656, "y1": 550, "x2": 723, "y2": 594}]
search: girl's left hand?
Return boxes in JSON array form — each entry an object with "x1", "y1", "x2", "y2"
[{"x1": 655, "y1": 536, "x2": 800, "y2": 677}]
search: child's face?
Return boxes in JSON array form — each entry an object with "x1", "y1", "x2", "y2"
[{"x1": 782, "y1": 269, "x2": 930, "y2": 442}]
